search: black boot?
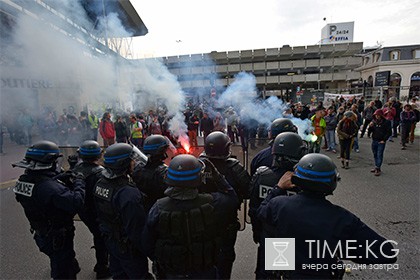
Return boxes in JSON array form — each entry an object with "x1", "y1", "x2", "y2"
[{"x1": 341, "y1": 160, "x2": 345, "y2": 168}]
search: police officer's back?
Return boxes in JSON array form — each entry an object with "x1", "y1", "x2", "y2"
[
  {"x1": 12, "y1": 140, "x2": 85, "y2": 280},
  {"x1": 142, "y1": 154, "x2": 238, "y2": 279},
  {"x1": 132, "y1": 134, "x2": 169, "y2": 212},
  {"x1": 257, "y1": 154, "x2": 397, "y2": 279},
  {"x1": 249, "y1": 132, "x2": 307, "y2": 279},
  {"x1": 94, "y1": 143, "x2": 151, "y2": 279},
  {"x1": 71, "y1": 140, "x2": 110, "y2": 278},
  {"x1": 199, "y1": 131, "x2": 251, "y2": 279},
  {"x1": 250, "y1": 118, "x2": 297, "y2": 175},
  {"x1": 200, "y1": 131, "x2": 250, "y2": 202}
]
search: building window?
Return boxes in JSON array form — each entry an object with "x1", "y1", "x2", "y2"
[
  {"x1": 414, "y1": 49, "x2": 420, "y2": 59},
  {"x1": 390, "y1": 50, "x2": 400, "y2": 60},
  {"x1": 364, "y1": 57, "x2": 370, "y2": 65},
  {"x1": 374, "y1": 53, "x2": 381, "y2": 62}
]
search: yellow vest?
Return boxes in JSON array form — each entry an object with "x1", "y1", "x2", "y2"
[
  {"x1": 131, "y1": 121, "x2": 143, "y2": 139},
  {"x1": 88, "y1": 115, "x2": 99, "y2": 129}
]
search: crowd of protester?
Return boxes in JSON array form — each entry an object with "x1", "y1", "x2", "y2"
[{"x1": 1, "y1": 95, "x2": 419, "y2": 168}]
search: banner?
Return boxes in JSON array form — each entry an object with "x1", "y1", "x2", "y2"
[{"x1": 323, "y1": 92, "x2": 363, "y2": 107}]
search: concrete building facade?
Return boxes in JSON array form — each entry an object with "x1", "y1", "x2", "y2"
[
  {"x1": 159, "y1": 42, "x2": 420, "y2": 104},
  {"x1": 357, "y1": 45, "x2": 420, "y2": 102}
]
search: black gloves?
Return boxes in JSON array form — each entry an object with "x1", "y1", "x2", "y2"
[{"x1": 67, "y1": 155, "x2": 79, "y2": 170}]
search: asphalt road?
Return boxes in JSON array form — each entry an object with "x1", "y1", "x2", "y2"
[{"x1": 1, "y1": 136, "x2": 419, "y2": 280}]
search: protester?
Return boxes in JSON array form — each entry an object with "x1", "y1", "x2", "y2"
[
  {"x1": 337, "y1": 111, "x2": 358, "y2": 169},
  {"x1": 368, "y1": 109, "x2": 392, "y2": 176},
  {"x1": 399, "y1": 104, "x2": 416, "y2": 150},
  {"x1": 99, "y1": 112, "x2": 115, "y2": 147}
]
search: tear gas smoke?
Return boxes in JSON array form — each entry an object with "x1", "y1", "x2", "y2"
[
  {"x1": 216, "y1": 72, "x2": 313, "y2": 139},
  {"x1": 1, "y1": 0, "x2": 189, "y2": 141},
  {"x1": 1, "y1": 0, "x2": 312, "y2": 144}
]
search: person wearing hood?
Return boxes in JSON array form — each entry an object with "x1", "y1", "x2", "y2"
[
  {"x1": 368, "y1": 109, "x2": 392, "y2": 176},
  {"x1": 142, "y1": 154, "x2": 238, "y2": 279}
]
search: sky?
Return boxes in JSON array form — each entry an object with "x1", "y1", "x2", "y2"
[{"x1": 131, "y1": 0, "x2": 420, "y2": 58}]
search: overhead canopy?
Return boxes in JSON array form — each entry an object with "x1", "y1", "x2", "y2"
[
  {"x1": 79, "y1": 0, "x2": 148, "y2": 37},
  {"x1": 5, "y1": 0, "x2": 148, "y2": 37}
]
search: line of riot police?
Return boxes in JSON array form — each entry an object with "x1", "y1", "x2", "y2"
[{"x1": 12, "y1": 117, "x2": 397, "y2": 280}]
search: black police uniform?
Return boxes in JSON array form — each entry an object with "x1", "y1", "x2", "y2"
[
  {"x1": 249, "y1": 131, "x2": 307, "y2": 279},
  {"x1": 94, "y1": 176, "x2": 149, "y2": 279},
  {"x1": 132, "y1": 160, "x2": 168, "y2": 213},
  {"x1": 257, "y1": 153, "x2": 397, "y2": 279},
  {"x1": 248, "y1": 165, "x2": 289, "y2": 279},
  {"x1": 250, "y1": 118, "x2": 298, "y2": 176},
  {"x1": 143, "y1": 187, "x2": 238, "y2": 279},
  {"x1": 72, "y1": 161, "x2": 109, "y2": 276},
  {"x1": 14, "y1": 170, "x2": 85, "y2": 279},
  {"x1": 142, "y1": 155, "x2": 238, "y2": 279},
  {"x1": 200, "y1": 155, "x2": 251, "y2": 279},
  {"x1": 250, "y1": 147, "x2": 272, "y2": 176},
  {"x1": 258, "y1": 189, "x2": 397, "y2": 279}
]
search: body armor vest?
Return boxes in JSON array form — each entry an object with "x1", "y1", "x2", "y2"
[
  {"x1": 254, "y1": 166, "x2": 282, "y2": 201},
  {"x1": 94, "y1": 177, "x2": 127, "y2": 240},
  {"x1": 73, "y1": 162, "x2": 103, "y2": 211},
  {"x1": 155, "y1": 194, "x2": 217, "y2": 274},
  {"x1": 14, "y1": 173, "x2": 73, "y2": 233},
  {"x1": 133, "y1": 163, "x2": 167, "y2": 211},
  {"x1": 201, "y1": 157, "x2": 248, "y2": 200}
]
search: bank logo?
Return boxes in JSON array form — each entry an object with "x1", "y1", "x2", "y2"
[{"x1": 265, "y1": 238, "x2": 295, "y2": 270}]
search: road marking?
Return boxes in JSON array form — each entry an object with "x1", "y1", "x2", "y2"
[{"x1": 0, "y1": 179, "x2": 17, "y2": 190}]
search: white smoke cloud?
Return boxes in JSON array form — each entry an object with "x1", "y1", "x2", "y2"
[
  {"x1": 216, "y1": 72, "x2": 313, "y2": 138},
  {"x1": 1, "y1": 0, "x2": 312, "y2": 143}
]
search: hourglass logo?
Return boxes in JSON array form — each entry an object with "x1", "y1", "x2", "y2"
[{"x1": 265, "y1": 238, "x2": 295, "y2": 270}]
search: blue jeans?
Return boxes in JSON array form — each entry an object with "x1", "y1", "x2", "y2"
[
  {"x1": 353, "y1": 134, "x2": 359, "y2": 150},
  {"x1": 326, "y1": 130, "x2": 336, "y2": 150},
  {"x1": 372, "y1": 140, "x2": 386, "y2": 169},
  {"x1": 388, "y1": 120, "x2": 394, "y2": 140}
]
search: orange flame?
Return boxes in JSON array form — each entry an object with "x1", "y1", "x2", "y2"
[{"x1": 178, "y1": 134, "x2": 191, "y2": 153}]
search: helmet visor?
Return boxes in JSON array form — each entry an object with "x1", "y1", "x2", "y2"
[
  {"x1": 12, "y1": 159, "x2": 55, "y2": 170},
  {"x1": 131, "y1": 146, "x2": 148, "y2": 168}
]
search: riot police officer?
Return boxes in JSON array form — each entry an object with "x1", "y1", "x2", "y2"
[
  {"x1": 12, "y1": 140, "x2": 85, "y2": 279},
  {"x1": 249, "y1": 132, "x2": 307, "y2": 279},
  {"x1": 142, "y1": 154, "x2": 238, "y2": 279},
  {"x1": 71, "y1": 140, "x2": 110, "y2": 279},
  {"x1": 199, "y1": 131, "x2": 251, "y2": 279},
  {"x1": 94, "y1": 143, "x2": 151, "y2": 279},
  {"x1": 250, "y1": 118, "x2": 297, "y2": 175},
  {"x1": 258, "y1": 154, "x2": 398, "y2": 279},
  {"x1": 132, "y1": 134, "x2": 169, "y2": 212}
]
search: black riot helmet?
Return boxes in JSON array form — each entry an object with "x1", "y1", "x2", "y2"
[
  {"x1": 272, "y1": 132, "x2": 307, "y2": 165},
  {"x1": 269, "y1": 118, "x2": 297, "y2": 139},
  {"x1": 204, "y1": 131, "x2": 231, "y2": 159},
  {"x1": 103, "y1": 143, "x2": 148, "y2": 178},
  {"x1": 166, "y1": 154, "x2": 205, "y2": 188},
  {"x1": 291, "y1": 153, "x2": 340, "y2": 195},
  {"x1": 12, "y1": 140, "x2": 62, "y2": 170},
  {"x1": 143, "y1": 135, "x2": 169, "y2": 159},
  {"x1": 77, "y1": 140, "x2": 102, "y2": 160}
]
